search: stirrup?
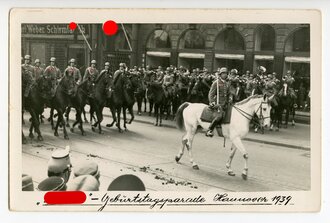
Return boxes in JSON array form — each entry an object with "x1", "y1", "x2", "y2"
[{"x1": 205, "y1": 130, "x2": 214, "y2": 137}]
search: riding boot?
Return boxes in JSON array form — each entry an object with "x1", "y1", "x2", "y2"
[{"x1": 206, "y1": 118, "x2": 222, "y2": 137}]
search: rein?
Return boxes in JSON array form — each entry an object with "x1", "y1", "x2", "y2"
[{"x1": 232, "y1": 101, "x2": 270, "y2": 127}]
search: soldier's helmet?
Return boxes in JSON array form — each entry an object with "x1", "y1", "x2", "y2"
[
  {"x1": 35, "y1": 59, "x2": 40, "y2": 64},
  {"x1": 91, "y1": 60, "x2": 97, "y2": 64},
  {"x1": 219, "y1": 67, "x2": 228, "y2": 74},
  {"x1": 230, "y1": 69, "x2": 238, "y2": 75},
  {"x1": 50, "y1": 57, "x2": 56, "y2": 62},
  {"x1": 258, "y1": 66, "x2": 266, "y2": 73},
  {"x1": 105, "y1": 62, "x2": 110, "y2": 66},
  {"x1": 69, "y1": 58, "x2": 76, "y2": 63},
  {"x1": 24, "y1": 55, "x2": 31, "y2": 60}
]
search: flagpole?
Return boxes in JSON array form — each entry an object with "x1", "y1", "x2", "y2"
[{"x1": 216, "y1": 72, "x2": 219, "y2": 105}]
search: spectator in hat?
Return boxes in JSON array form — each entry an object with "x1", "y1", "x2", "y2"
[
  {"x1": 73, "y1": 160, "x2": 100, "y2": 182},
  {"x1": 37, "y1": 176, "x2": 66, "y2": 191},
  {"x1": 47, "y1": 148, "x2": 72, "y2": 183},
  {"x1": 22, "y1": 174, "x2": 34, "y2": 191},
  {"x1": 66, "y1": 175, "x2": 100, "y2": 191},
  {"x1": 107, "y1": 174, "x2": 146, "y2": 191}
]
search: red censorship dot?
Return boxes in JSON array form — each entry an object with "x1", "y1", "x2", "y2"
[
  {"x1": 69, "y1": 22, "x2": 77, "y2": 31},
  {"x1": 44, "y1": 191, "x2": 86, "y2": 205},
  {"x1": 103, "y1": 20, "x2": 118, "y2": 36}
]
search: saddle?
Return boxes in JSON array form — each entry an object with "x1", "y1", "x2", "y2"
[{"x1": 200, "y1": 104, "x2": 232, "y2": 124}]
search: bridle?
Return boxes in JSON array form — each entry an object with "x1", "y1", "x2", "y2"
[{"x1": 232, "y1": 100, "x2": 271, "y2": 127}]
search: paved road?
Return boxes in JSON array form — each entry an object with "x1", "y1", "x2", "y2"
[{"x1": 22, "y1": 109, "x2": 310, "y2": 192}]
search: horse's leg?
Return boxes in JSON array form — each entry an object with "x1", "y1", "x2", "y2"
[
  {"x1": 143, "y1": 95, "x2": 147, "y2": 113},
  {"x1": 29, "y1": 117, "x2": 34, "y2": 139},
  {"x1": 225, "y1": 144, "x2": 237, "y2": 176},
  {"x1": 116, "y1": 107, "x2": 123, "y2": 133},
  {"x1": 50, "y1": 108, "x2": 55, "y2": 130},
  {"x1": 149, "y1": 100, "x2": 153, "y2": 116},
  {"x1": 22, "y1": 131, "x2": 27, "y2": 144},
  {"x1": 54, "y1": 109, "x2": 60, "y2": 137},
  {"x1": 65, "y1": 107, "x2": 71, "y2": 128},
  {"x1": 137, "y1": 95, "x2": 142, "y2": 115},
  {"x1": 154, "y1": 104, "x2": 158, "y2": 126},
  {"x1": 128, "y1": 106, "x2": 134, "y2": 124},
  {"x1": 123, "y1": 107, "x2": 128, "y2": 131},
  {"x1": 159, "y1": 104, "x2": 164, "y2": 127},
  {"x1": 291, "y1": 106, "x2": 296, "y2": 126},
  {"x1": 96, "y1": 107, "x2": 104, "y2": 134},
  {"x1": 82, "y1": 107, "x2": 88, "y2": 123},
  {"x1": 106, "y1": 107, "x2": 117, "y2": 127},
  {"x1": 175, "y1": 133, "x2": 188, "y2": 163},
  {"x1": 284, "y1": 107, "x2": 289, "y2": 128},
  {"x1": 185, "y1": 127, "x2": 198, "y2": 169},
  {"x1": 59, "y1": 110, "x2": 69, "y2": 140},
  {"x1": 231, "y1": 137, "x2": 248, "y2": 180}
]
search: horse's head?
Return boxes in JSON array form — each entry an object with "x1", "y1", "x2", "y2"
[
  {"x1": 254, "y1": 94, "x2": 273, "y2": 128},
  {"x1": 61, "y1": 74, "x2": 77, "y2": 96},
  {"x1": 283, "y1": 83, "x2": 288, "y2": 96},
  {"x1": 37, "y1": 75, "x2": 53, "y2": 99}
]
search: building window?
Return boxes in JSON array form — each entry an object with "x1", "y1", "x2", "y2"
[
  {"x1": 146, "y1": 29, "x2": 171, "y2": 49},
  {"x1": 105, "y1": 29, "x2": 131, "y2": 51},
  {"x1": 285, "y1": 27, "x2": 310, "y2": 52},
  {"x1": 254, "y1": 25, "x2": 275, "y2": 51},
  {"x1": 214, "y1": 28, "x2": 245, "y2": 51},
  {"x1": 178, "y1": 30, "x2": 205, "y2": 49}
]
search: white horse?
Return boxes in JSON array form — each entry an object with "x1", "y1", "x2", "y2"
[{"x1": 175, "y1": 94, "x2": 273, "y2": 180}]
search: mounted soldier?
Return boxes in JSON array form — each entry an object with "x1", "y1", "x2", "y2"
[
  {"x1": 205, "y1": 67, "x2": 233, "y2": 137},
  {"x1": 83, "y1": 60, "x2": 98, "y2": 84},
  {"x1": 162, "y1": 67, "x2": 174, "y2": 98},
  {"x1": 22, "y1": 55, "x2": 35, "y2": 98},
  {"x1": 65, "y1": 58, "x2": 82, "y2": 85},
  {"x1": 44, "y1": 57, "x2": 62, "y2": 97},
  {"x1": 33, "y1": 59, "x2": 44, "y2": 81},
  {"x1": 279, "y1": 70, "x2": 297, "y2": 99},
  {"x1": 155, "y1": 66, "x2": 164, "y2": 84}
]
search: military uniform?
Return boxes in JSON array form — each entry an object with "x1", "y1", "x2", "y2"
[
  {"x1": 22, "y1": 60, "x2": 35, "y2": 98},
  {"x1": 64, "y1": 66, "x2": 80, "y2": 85},
  {"x1": 206, "y1": 67, "x2": 233, "y2": 137},
  {"x1": 162, "y1": 71, "x2": 174, "y2": 98},
  {"x1": 83, "y1": 64, "x2": 99, "y2": 83},
  {"x1": 33, "y1": 59, "x2": 44, "y2": 80},
  {"x1": 44, "y1": 58, "x2": 62, "y2": 97}
]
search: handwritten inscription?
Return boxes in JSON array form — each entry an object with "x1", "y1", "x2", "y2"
[
  {"x1": 214, "y1": 193, "x2": 268, "y2": 203},
  {"x1": 98, "y1": 193, "x2": 206, "y2": 211}
]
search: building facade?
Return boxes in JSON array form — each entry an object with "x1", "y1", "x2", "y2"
[{"x1": 22, "y1": 23, "x2": 310, "y2": 87}]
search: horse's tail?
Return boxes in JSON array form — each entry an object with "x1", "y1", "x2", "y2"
[{"x1": 175, "y1": 102, "x2": 190, "y2": 131}]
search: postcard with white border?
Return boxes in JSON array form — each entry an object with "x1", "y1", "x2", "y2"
[{"x1": 9, "y1": 8, "x2": 321, "y2": 212}]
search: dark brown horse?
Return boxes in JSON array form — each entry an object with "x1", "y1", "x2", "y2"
[
  {"x1": 22, "y1": 75, "x2": 53, "y2": 143},
  {"x1": 51, "y1": 74, "x2": 77, "y2": 139},
  {"x1": 89, "y1": 71, "x2": 112, "y2": 134},
  {"x1": 105, "y1": 72, "x2": 126, "y2": 132},
  {"x1": 147, "y1": 82, "x2": 167, "y2": 126},
  {"x1": 65, "y1": 80, "x2": 94, "y2": 135}
]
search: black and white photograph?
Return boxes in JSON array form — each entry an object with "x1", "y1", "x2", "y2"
[{"x1": 9, "y1": 8, "x2": 321, "y2": 212}]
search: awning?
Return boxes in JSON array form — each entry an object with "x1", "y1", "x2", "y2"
[
  {"x1": 254, "y1": 55, "x2": 274, "y2": 60},
  {"x1": 215, "y1": 53, "x2": 245, "y2": 60},
  {"x1": 285, "y1": 56, "x2": 310, "y2": 63},
  {"x1": 146, "y1": 51, "x2": 171, "y2": 58},
  {"x1": 178, "y1": 53, "x2": 205, "y2": 59}
]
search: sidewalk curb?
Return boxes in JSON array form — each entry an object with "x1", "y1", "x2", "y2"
[{"x1": 102, "y1": 113, "x2": 310, "y2": 151}]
